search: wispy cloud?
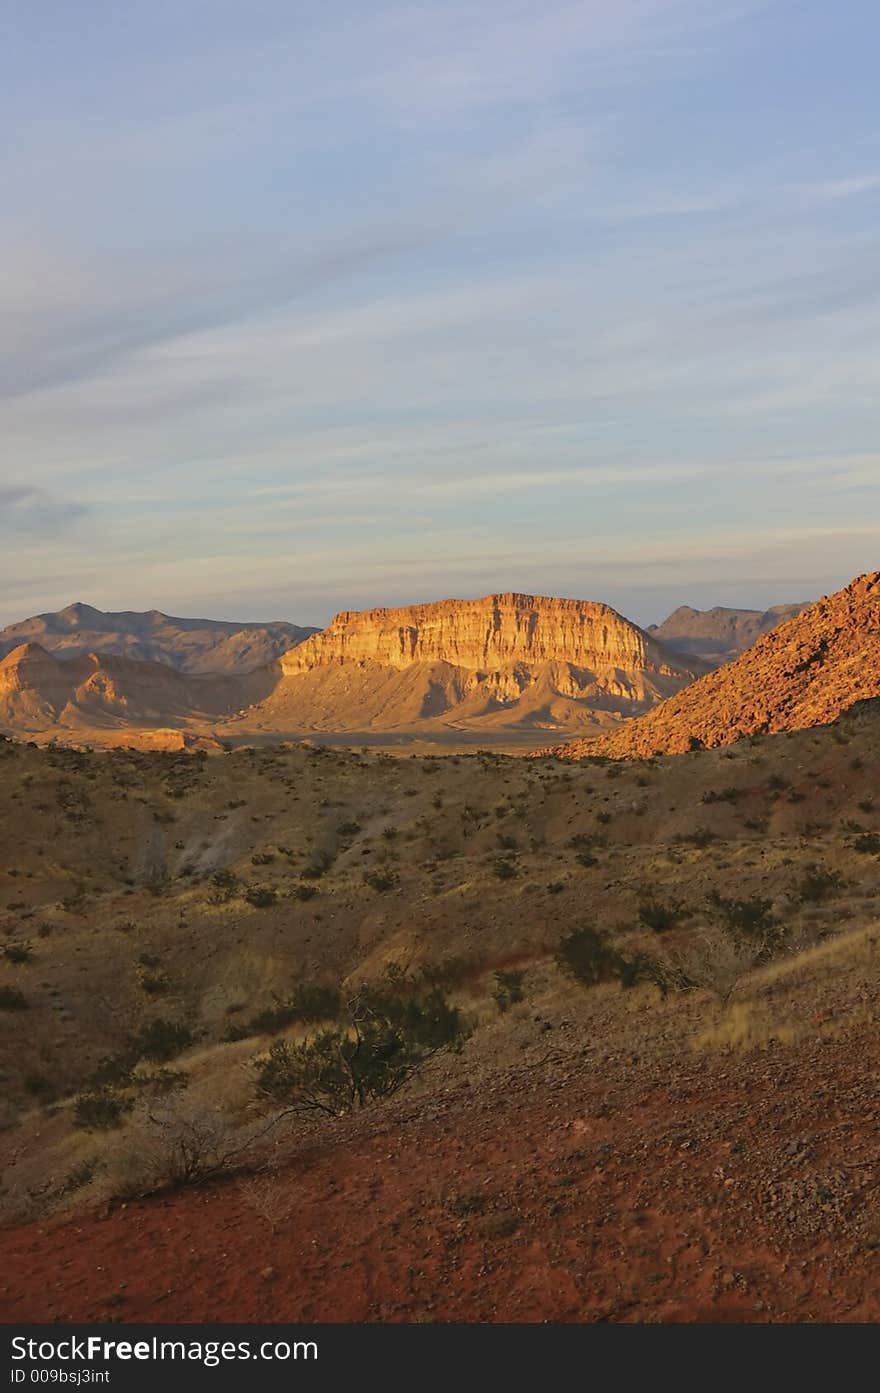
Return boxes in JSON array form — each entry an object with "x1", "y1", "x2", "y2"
[{"x1": 0, "y1": 1, "x2": 877, "y2": 627}]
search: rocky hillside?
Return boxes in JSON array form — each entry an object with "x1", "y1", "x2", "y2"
[
  {"x1": 648, "y1": 602, "x2": 808, "y2": 666},
  {"x1": 0, "y1": 603, "x2": 316, "y2": 673},
  {"x1": 1, "y1": 707, "x2": 879, "y2": 1321},
  {"x1": 0, "y1": 643, "x2": 274, "y2": 739},
  {"x1": 232, "y1": 593, "x2": 707, "y2": 737},
  {"x1": 551, "y1": 571, "x2": 880, "y2": 759}
]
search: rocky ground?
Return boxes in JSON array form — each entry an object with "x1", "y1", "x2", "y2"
[
  {"x1": 1, "y1": 700, "x2": 879, "y2": 1323},
  {"x1": 3, "y1": 1011, "x2": 878, "y2": 1323}
]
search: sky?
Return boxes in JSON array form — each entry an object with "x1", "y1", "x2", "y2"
[{"x1": 1, "y1": 0, "x2": 878, "y2": 629}]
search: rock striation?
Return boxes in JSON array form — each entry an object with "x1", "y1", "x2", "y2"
[{"x1": 236, "y1": 594, "x2": 707, "y2": 735}]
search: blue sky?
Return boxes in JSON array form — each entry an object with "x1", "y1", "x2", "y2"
[{"x1": 1, "y1": 0, "x2": 878, "y2": 628}]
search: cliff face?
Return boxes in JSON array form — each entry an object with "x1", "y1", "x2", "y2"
[
  {"x1": 549, "y1": 571, "x2": 880, "y2": 760},
  {"x1": 221, "y1": 594, "x2": 707, "y2": 736},
  {"x1": 282, "y1": 594, "x2": 694, "y2": 678}
]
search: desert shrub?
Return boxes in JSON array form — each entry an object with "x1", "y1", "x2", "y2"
[
  {"x1": 74, "y1": 1087, "x2": 132, "y2": 1131},
  {"x1": 708, "y1": 893, "x2": 775, "y2": 940},
  {"x1": 245, "y1": 886, "x2": 277, "y2": 908},
  {"x1": 138, "y1": 969, "x2": 172, "y2": 996},
  {"x1": 2, "y1": 940, "x2": 34, "y2": 964},
  {"x1": 853, "y1": 832, "x2": 880, "y2": 855},
  {"x1": 292, "y1": 883, "x2": 319, "y2": 901},
  {"x1": 302, "y1": 851, "x2": 333, "y2": 879},
  {"x1": 254, "y1": 986, "x2": 463, "y2": 1116},
  {"x1": 113, "y1": 1099, "x2": 248, "y2": 1190},
  {"x1": 701, "y1": 787, "x2": 741, "y2": 804},
  {"x1": 136, "y1": 1068, "x2": 189, "y2": 1097},
  {"x1": 0, "y1": 985, "x2": 28, "y2": 1011},
  {"x1": 662, "y1": 927, "x2": 760, "y2": 1007},
  {"x1": 23, "y1": 1072, "x2": 55, "y2": 1100},
  {"x1": 556, "y1": 926, "x2": 619, "y2": 986},
  {"x1": 89, "y1": 1052, "x2": 137, "y2": 1087},
  {"x1": 248, "y1": 983, "x2": 341, "y2": 1035},
  {"x1": 238, "y1": 1173, "x2": 294, "y2": 1234},
  {"x1": 675, "y1": 827, "x2": 718, "y2": 848},
  {"x1": 336, "y1": 821, "x2": 361, "y2": 838},
  {"x1": 795, "y1": 864, "x2": 843, "y2": 904},
  {"x1": 557, "y1": 926, "x2": 663, "y2": 993},
  {"x1": 575, "y1": 851, "x2": 598, "y2": 868},
  {"x1": 492, "y1": 857, "x2": 518, "y2": 880},
  {"x1": 363, "y1": 869, "x2": 398, "y2": 892},
  {"x1": 492, "y1": 970, "x2": 526, "y2": 1013},
  {"x1": 637, "y1": 897, "x2": 681, "y2": 933},
  {"x1": 251, "y1": 851, "x2": 276, "y2": 866},
  {"x1": 135, "y1": 1018, "x2": 195, "y2": 1063},
  {"x1": 210, "y1": 868, "x2": 239, "y2": 902}
]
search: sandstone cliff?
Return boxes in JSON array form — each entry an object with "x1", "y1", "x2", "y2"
[
  {"x1": 549, "y1": 571, "x2": 880, "y2": 759},
  {"x1": 231, "y1": 594, "x2": 706, "y2": 736}
]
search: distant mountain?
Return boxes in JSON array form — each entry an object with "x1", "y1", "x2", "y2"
[
  {"x1": 550, "y1": 571, "x2": 880, "y2": 759},
  {"x1": 226, "y1": 593, "x2": 708, "y2": 737},
  {"x1": 0, "y1": 643, "x2": 274, "y2": 740},
  {"x1": 648, "y1": 602, "x2": 808, "y2": 666},
  {"x1": 0, "y1": 603, "x2": 317, "y2": 674}
]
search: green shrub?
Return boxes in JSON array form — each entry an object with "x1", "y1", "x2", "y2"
[
  {"x1": 853, "y1": 831, "x2": 880, "y2": 855},
  {"x1": 795, "y1": 865, "x2": 843, "y2": 904},
  {"x1": 210, "y1": 868, "x2": 239, "y2": 903},
  {"x1": 245, "y1": 886, "x2": 277, "y2": 908},
  {"x1": 637, "y1": 898, "x2": 681, "y2": 933},
  {"x1": 74, "y1": 1087, "x2": 132, "y2": 1131},
  {"x1": 492, "y1": 969, "x2": 526, "y2": 1013},
  {"x1": 2, "y1": 940, "x2": 34, "y2": 964},
  {"x1": 136, "y1": 1019, "x2": 195, "y2": 1063},
  {"x1": 248, "y1": 983, "x2": 341, "y2": 1035},
  {"x1": 363, "y1": 869, "x2": 399, "y2": 892},
  {"x1": 708, "y1": 893, "x2": 774, "y2": 939},
  {"x1": 556, "y1": 926, "x2": 618, "y2": 986},
  {"x1": 0, "y1": 985, "x2": 28, "y2": 1011},
  {"x1": 254, "y1": 985, "x2": 463, "y2": 1116},
  {"x1": 675, "y1": 827, "x2": 718, "y2": 848}
]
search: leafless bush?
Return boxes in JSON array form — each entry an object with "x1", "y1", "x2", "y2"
[
  {"x1": 238, "y1": 1172, "x2": 294, "y2": 1234},
  {"x1": 662, "y1": 926, "x2": 762, "y2": 1007},
  {"x1": 107, "y1": 1097, "x2": 272, "y2": 1195}
]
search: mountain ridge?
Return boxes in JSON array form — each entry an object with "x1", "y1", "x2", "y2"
[
  {"x1": 0, "y1": 604, "x2": 317, "y2": 674},
  {"x1": 548, "y1": 571, "x2": 880, "y2": 759}
]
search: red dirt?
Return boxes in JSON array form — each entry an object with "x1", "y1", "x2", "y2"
[{"x1": 4, "y1": 1028, "x2": 879, "y2": 1324}]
